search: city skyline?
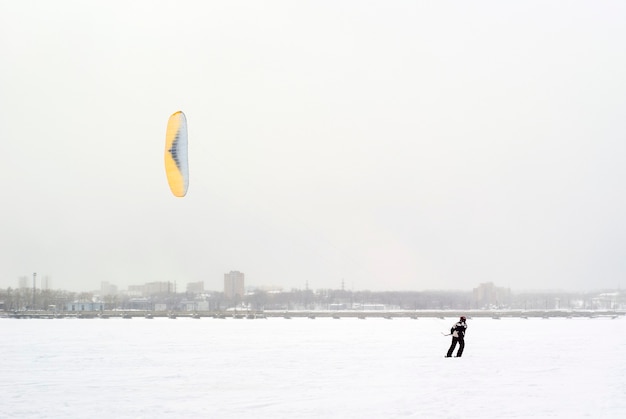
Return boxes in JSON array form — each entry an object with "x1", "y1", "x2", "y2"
[
  {"x1": 2, "y1": 280, "x2": 622, "y2": 314},
  {"x1": 4, "y1": 272, "x2": 622, "y2": 296}
]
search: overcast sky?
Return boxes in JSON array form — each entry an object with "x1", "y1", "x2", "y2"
[{"x1": 1, "y1": 1, "x2": 625, "y2": 293}]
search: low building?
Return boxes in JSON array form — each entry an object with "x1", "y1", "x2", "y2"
[
  {"x1": 187, "y1": 281, "x2": 204, "y2": 294},
  {"x1": 128, "y1": 298, "x2": 150, "y2": 310},
  {"x1": 181, "y1": 300, "x2": 197, "y2": 311},
  {"x1": 66, "y1": 302, "x2": 104, "y2": 311}
]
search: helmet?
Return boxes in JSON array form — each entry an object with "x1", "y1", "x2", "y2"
[{"x1": 460, "y1": 316, "x2": 466, "y2": 321}]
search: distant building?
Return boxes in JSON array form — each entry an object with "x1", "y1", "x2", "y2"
[
  {"x1": 66, "y1": 301, "x2": 104, "y2": 311},
  {"x1": 197, "y1": 301, "x2": 210, "y2": 311},
  {"x1": 127, "y1": 285, "x2": 144, "y2": 297},
  {"x1": 127, "y1": 282, "x2": 175, "y2": 297},
  {"x1": 187, "y1": 281, "x2": 205, "y2": 294},
  {"x1": 41, "y1": 276, "x2": 52, "y2": 291},
  {"x1": 224, "y1": 271, "x2": 245, "y2": 300},
  {"x1": 473, "y1": 282, "x2": 511, "y2": 308},
  {"x1": 144, "y1": 282, "x2": 175, "y2": 295},
  {"x1": 100, "y1": 281, "x2": 118, "y2": 296},
  {"x1": 181, "y1": 300, "x2": 198, "y2": 311},
  {"x1": 128, "y1": 298, "x2": 150, "y2": 310},
  {"x1": 593, "y1": 293, "x2": 620, "y2": 310}
]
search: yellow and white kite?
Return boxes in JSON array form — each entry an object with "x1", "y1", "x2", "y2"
[{"x1": 164, "y1": 111, "x2": 189, "y2": 197}]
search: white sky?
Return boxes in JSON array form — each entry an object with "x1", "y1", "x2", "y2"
[{"x1": 1, "y1": 1, "x2": 625, "y2": 292}]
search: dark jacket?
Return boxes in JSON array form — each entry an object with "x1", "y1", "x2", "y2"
[{"x1": 451, "y1": 321, "x2": 467, "y2": 338}]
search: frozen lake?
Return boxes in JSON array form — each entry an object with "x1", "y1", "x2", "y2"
[{"x1": 1, "y1": 316, "x2": 625, "y2": 418}]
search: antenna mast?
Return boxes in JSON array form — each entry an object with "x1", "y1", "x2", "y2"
[{"x1": 32, "y1": 272, "x2": 37, "y2": 309}]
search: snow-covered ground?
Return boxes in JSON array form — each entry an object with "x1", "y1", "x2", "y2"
[{"x1": 1, "y1": 316, "x2": 624, "y2": 418}]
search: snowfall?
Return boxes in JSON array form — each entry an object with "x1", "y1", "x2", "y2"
[{"x1": 1, "y1": 315, "x2": 625, "y2": 418}]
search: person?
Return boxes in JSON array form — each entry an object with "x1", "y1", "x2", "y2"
[{"x1": 446, "y1": 316, "x2": 467, "y2": 358}]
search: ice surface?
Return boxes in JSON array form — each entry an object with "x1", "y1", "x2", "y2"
[{"x1": 1, "y1": 316, "x2": 624, "y2": 418}]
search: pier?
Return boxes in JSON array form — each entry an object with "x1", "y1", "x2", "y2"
[{"x1": 3, "y1": 309, "x2": 624, "y2": 320}]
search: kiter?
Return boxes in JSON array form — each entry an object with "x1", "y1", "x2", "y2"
[{"x1": 446, "y1": 316, "x2": 467, "y2": 358}]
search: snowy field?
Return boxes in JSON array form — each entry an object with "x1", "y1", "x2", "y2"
[{"x1": 1, "y1": 316, "x2": 624, "y2": 418}]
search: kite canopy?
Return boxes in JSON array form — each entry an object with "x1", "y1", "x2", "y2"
[{"x1": 164, "y1": 111, "x2": 189, "y2": 197}]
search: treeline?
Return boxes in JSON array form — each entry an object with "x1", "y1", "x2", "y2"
[
  {"x1": 242, "y1": 288, "x2": 622, "y2": 311},
  {"x1": 246, "y1": 289, "x2": 474, "y2": 311},
  {"x1": 0, "y1": 288, "x2": 91, "y2": 311}
]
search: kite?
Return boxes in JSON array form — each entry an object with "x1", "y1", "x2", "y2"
[{"x1": 164, "y1": 111, "x2": 189, "y2": 197}]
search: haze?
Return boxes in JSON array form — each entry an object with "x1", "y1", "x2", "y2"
[{"x1": 1, "y1": 1, "x2": 625, "y2": 292}]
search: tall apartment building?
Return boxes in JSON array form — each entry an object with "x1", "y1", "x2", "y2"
[
  {"x1": 473, "y1": 282, "x2": 511, "y2": 308},
  {"x1": 224, "y1": 271, "x2": 245, "y2": 299},
  {"x1": 41, "y1": 276, "x2": 52, "y2": 291}
]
